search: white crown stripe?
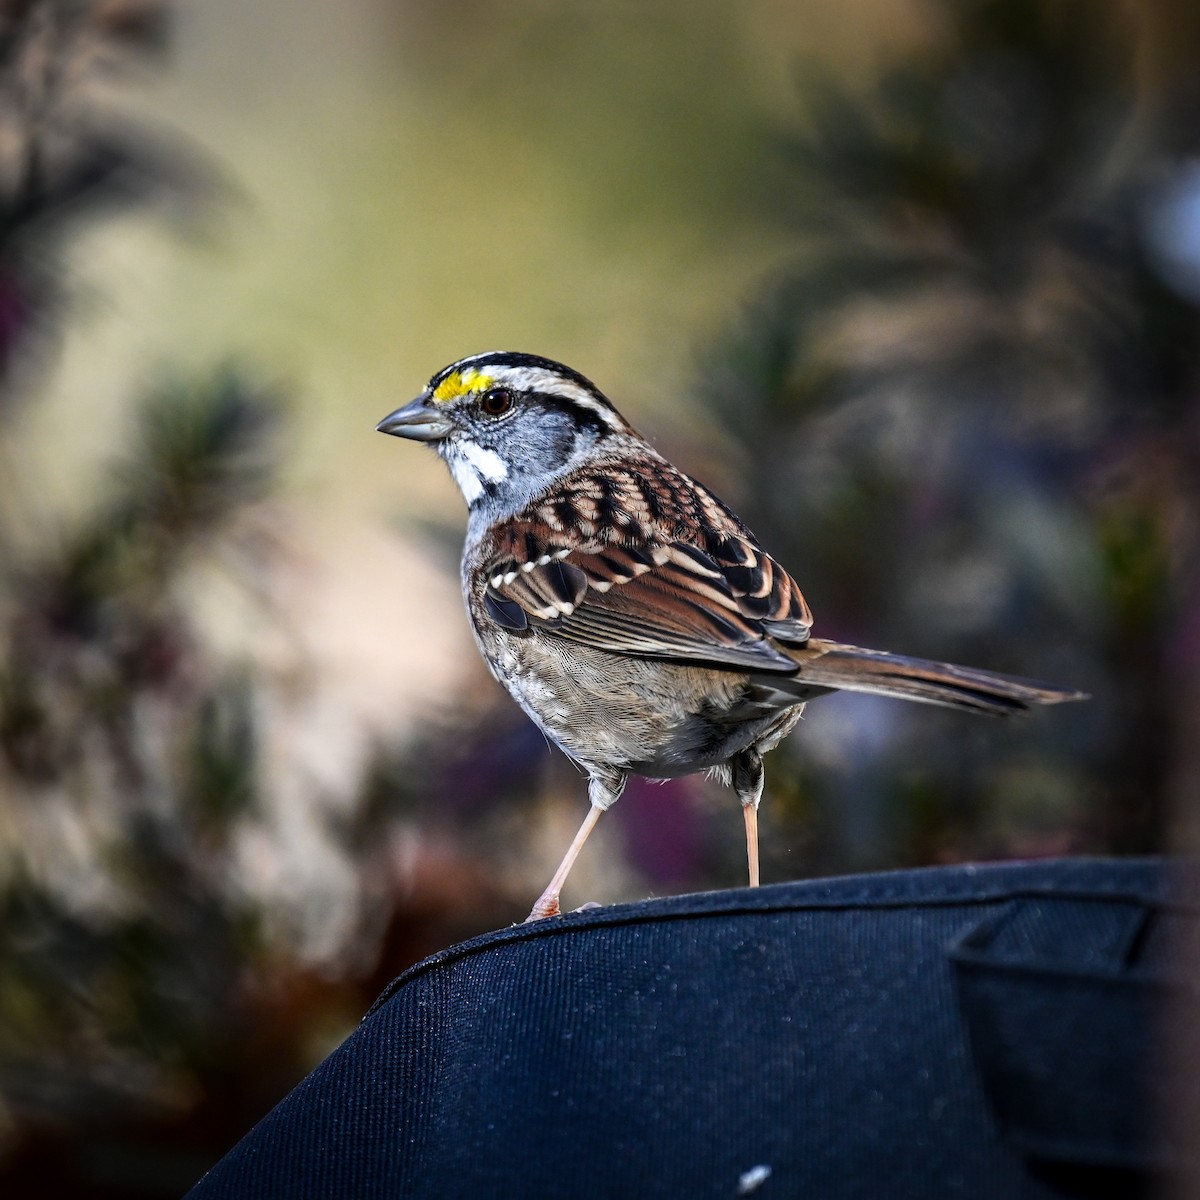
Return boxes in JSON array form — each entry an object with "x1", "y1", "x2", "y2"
[
  {"x1": 489, "y1": 368, "x2": 616, "y2": 414},
  {"x1": 428, "y1": 354, "x2": 629, "y2": 432}
]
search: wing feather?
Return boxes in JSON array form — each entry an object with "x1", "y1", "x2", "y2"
[{"x1": 478, "y1": 460, "x2": 814, "y2": 671}]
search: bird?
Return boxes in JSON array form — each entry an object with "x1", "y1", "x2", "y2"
[{"x1": 377, "y1": 351, "x2": 1085, "y2": 921}]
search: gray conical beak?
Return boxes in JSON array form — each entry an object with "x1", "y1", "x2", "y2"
[{"x1": 375, "y1": 395, "x2": 454, "y2": 442}]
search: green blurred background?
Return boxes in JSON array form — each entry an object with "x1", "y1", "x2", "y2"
[{"x1": 1, "y1": 0, "x2": 1198, "y2": 1193}]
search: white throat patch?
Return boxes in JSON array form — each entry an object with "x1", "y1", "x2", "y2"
[{"x1": 444, "y1": 439, "x2": 509, "y2": 504}]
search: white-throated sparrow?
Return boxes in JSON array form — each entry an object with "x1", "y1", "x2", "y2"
[{"x1": 377, "y1": 351, "x2": 1084, "y2": 920}]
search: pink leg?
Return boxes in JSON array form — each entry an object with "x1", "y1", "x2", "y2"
[
  {"x1": 526, "y1": 803, "x2": 604, "y2": 921},
  {"x1": 743, "y1": 801, "x2": 760, "y2": 888}
]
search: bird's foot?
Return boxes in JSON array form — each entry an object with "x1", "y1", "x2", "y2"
[{"x1": 525, "y1": 892, "x2": 561, "y2": 922}]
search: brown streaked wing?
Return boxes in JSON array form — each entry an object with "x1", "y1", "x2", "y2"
[
  {"x1": 486, "y1": 538, "x2": 799, "y2": 673},
  {"x1": 479, "y1": 459, "x2": 813, "y2": 669},
  {"x1": 703, "y1": 533, "x2": 813, "y2": 644}
]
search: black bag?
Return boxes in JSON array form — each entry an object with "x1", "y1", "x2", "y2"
[{"x1": 186, "y1": 857, "x2": 1199, "y2": 1199}]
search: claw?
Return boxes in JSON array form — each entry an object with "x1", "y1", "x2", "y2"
[{"x1": 525, "y1": 894, "x2": 562, "y2": 922}]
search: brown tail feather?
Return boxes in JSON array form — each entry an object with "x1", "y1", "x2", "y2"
[{"x1": 788, "y1": 639, "x2": 1087, "y2": 716}]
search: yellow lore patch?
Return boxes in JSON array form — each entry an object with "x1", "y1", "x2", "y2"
[{"x1": 432, "y1": 369, "x2": 495, "y2": 404}]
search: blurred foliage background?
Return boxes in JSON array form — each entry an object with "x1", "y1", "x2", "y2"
[{"x1": 0, "y1": 0, "x2": 1198, "y2": 1194}]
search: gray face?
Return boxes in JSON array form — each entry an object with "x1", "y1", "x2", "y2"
[
  {"x1": 376, "y1": 358, "x2": 624, "y2": 525},
  {"x1": 435, "y1": 392, "x2": 607, "y2": 513}
]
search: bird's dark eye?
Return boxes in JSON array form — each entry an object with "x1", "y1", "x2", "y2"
[{"x1": 479, "y1": 387, "x2": 514, "y2": 417}]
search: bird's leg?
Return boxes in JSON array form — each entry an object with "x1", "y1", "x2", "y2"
[
  {"x1": 731, "y1": 750, "x2": 765, "y2": 889},
  {"x1": 526, "y1": 805, "x2": 601, "y2": 921},
  {"x1": 526, "y1": 770, "x2": 626, "y2": 921},
  {"x1": 743, "y1": 804, "x2": 760, "y2": 889}
]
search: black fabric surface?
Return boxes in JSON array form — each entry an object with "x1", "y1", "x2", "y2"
[{"x1": 186, "y1": 858, "x2": 1199, "y2": 1199}]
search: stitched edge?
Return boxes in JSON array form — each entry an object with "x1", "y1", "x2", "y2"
[{"x1": 363, "y1": 857, "x2": 1194, "y2": 1019}]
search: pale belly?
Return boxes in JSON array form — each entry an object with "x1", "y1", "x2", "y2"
[{"x1": 478, "y1": 625, "x2": 805, "y2": 778}]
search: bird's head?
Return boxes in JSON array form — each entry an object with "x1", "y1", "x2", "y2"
[{"x1": 376, "y1": 351, "x2": 634, "y2": 516}]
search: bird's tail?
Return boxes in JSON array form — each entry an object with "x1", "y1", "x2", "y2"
[{"x1": 787, "y1": 638, "x2": 1086, "y2": 716}]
